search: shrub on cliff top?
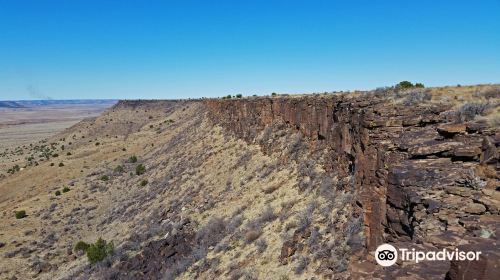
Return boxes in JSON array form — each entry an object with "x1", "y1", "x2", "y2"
[
  {"x1": 402, "y1": 90, "x2": 432, "y2": 106},
  {"x1": 456, "y1": 102, "x2": 492, "y2": 122},
  {"x1": 396, "y1": 81, "x2": 425, "y2": 89},
  {"x1": 397, "y1": 81, "x2": 414, "y2": 89}
]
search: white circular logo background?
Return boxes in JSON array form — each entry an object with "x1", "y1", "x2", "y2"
[{"x1": 375, "y1": 243, "x2": 397, "y2": 267}]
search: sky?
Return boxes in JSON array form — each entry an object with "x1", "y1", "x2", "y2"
[{"x1": 0, "y1": 0, "x2": 499, "y2": 100}]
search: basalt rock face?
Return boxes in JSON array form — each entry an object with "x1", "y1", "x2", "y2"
[
  {"x1": 205, "y1": 96, "x2": 382, "y2": 249},
  {"x1": 205, "y1": 95, "x2": 499, "y2": 279}
]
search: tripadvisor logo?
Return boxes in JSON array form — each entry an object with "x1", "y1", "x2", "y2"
[
  {"x1": 374, "y1": 243, "x2": 482, "y2": 267},
  {"x1": 375, "y1": 244, "x2": 397, "y2": 266}
]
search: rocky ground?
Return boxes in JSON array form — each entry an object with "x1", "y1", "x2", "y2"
[{"x1": 0, "y1": 85, "x2": 498, "y2": 279}]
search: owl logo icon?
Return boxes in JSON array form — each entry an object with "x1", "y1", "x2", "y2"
[{"x1": 375, "y1": 244, "x2": 397, "y2": 266}]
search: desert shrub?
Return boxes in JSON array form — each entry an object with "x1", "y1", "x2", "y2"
[
  {"x1": 114, "y1": 165, "x2": 124, "y2": 173},
  {"x1": 66, "y1": 152, "x2": 71, "y2": 156},
  {"x1": 55, "y1": 190, "x2": 61, "y2": 196},
  {"x1": 456, "y1": 102, "x2": 493, "y2": 122},
  {"x1": 129, "y1": 155, "x2": 137, "y2": 163},
  {"x1": 15, "y1": 210, "x2": 27, "y2": 219},
  {"x1": 7, "y1": 164, "x2": 20, "y2": 174},
  {"x1": 259, "y1": 206, "x2": 277, "y2": 224},
  {"x1": 226, "y1": 94, "x2": 232, "y2": 99},
  {"x1": 271, "y1": 92, "x2": 277, "y2": 96},
  {"x1": 259, "y1": 126, "x2": 273, "y2": 146},
  {"x1": 287, "y1": 133, "x2": 303, "y2": 157},
  {"x1": 479, "y1": 88, "x2": 500, "y2": 99},
  {"x1": 296, "y1": 202, "x2": 317, "y2": 232},
  {"x1": 140, "y1": 179, "x2": 148, "y2": 186},
  {"x1": 255, "y1": 238, "x2": 267, "y2": 253},
  {"x1": 318, "y1": 176, "x2": 335, "y2": 197},
  {"x1": 228, "y1": 214, "x2": 244, "y2": 232},
  {"x1": 58, "y1": 162, "x2": 64, "y2": 167},
  {"x1": 62, "y1": 186, "x2": 70, "y2": 193},
  {"x1": 52, "y1": 153, "x2": 59, "y2": 157},
  {"x1": 402, "y1": 90, "x2": 432, "y2": 105},
  {"x1": 307, "y1": 227, "x2": 321, "y2": 248},
  {"x1": 75, "y1": 241, "x2": 90, "y2": 252},
  {"x1": 262, "y1": 185, "x2": 279, "y2": 194},
  {"x1": 397, "y1": 81, "x2": 414, "y2": 89},
  {"x1": 415, "y1": 82, "x2": 425, "y2": 88},
  {"x1": 135, "y1": 164, "x2": 146, "y2": 175},
  {"x1": 50, "y1": 163, "x2": 55, "y2": 166},
  {"x1": 86, "y1": 238, "x2": 114, "y2": 264},
  {"x1": 196, "y1": 217, "x2": 227, "y2": 247},
  {"x1": 236, "y1": 94, "x2": 242, "y2": 98},
  {"x1": 230, "y1": 269, "x2": 257, "y2": 280},
  {"x1": 373, "y1": 87, "x2": 392, "y2": 97},
  {"x1": 294, "y1": 256, "x2": 309, "y2": 274},
  {"x1": 242, "y1": 206, "x2": 276, "y2": 244},
  {"x1": 100, "y1": 175, "x2": 109, "y2": 181},
  {"x1": 214, "y1": 240, "x2": 231, "y2": 253},
  {"x1": 245, "y1": 229, "x2": 262, "y2": 243}
]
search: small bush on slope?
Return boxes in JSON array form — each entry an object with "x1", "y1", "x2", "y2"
[{"x1": 86, "y1": 238, "x2": 114, "y2": 264}]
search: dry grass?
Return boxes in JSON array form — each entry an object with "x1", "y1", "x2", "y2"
[{"x1": 0, "y1": 84, "x2": 496, "y2": 279}]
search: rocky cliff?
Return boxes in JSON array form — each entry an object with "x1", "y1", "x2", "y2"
[
  {"x1": 204, "y1": 92, "x2": 499, "y2": 279},
  {"x1": 1, "y1": 89, "x2": 497, "y2": 280}
]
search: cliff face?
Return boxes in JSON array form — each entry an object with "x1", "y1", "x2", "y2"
[{"x1": 205, "y1": 94, "x2": 499, "y2": 278}]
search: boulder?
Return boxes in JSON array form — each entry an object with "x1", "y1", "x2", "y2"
[
  {"x1": 437, "y1": 124, "x2": 467, "y2": 137},
  {"x1": 464, "y1": 203, "x2": 487, "y2": 215},
  {"x1": 408, "y1": 141, "x2": 462, "y2": 157}
]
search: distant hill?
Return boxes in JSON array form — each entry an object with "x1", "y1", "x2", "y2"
[
  {"x1": 0, "y1": 101, "x2": 25, "y2": 108},
  {"x1": 0, "y1": 100, "x2": 117, "y2": 108}
]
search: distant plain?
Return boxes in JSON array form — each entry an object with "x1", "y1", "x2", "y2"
[{"x1": 0, "y1": 101, "x2": 116, "y2": 149}]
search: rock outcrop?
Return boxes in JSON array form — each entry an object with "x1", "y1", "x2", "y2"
[{"x1": 204, "y1": 93, "x2": 499, "y2": 279}]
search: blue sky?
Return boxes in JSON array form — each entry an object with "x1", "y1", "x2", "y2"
[{"x1": 0, "y1": 0, "x2": 499, "y2": 100}]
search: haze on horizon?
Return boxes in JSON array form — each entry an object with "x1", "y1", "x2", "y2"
[{"x1": 1, "y1": 0, "x2": 499, "y2": 101}]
